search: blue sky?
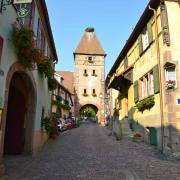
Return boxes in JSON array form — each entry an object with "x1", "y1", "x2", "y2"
[{"x1": 45, "y1": 0, "x2": 149, "y2": 75}]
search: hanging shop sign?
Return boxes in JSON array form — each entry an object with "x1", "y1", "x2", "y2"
[
  {"x1": 13, "y1": 0, "x2": 32, "y2": 4},
  {"x1": 17, "y1": 4, "x2": 31, "y2": 18}
]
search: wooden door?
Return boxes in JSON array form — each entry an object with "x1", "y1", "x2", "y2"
[{"x1": 4, "y1": 86, "x2": 26, "y2": 154}]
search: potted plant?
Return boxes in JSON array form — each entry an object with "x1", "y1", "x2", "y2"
[{"x1": 133, "y1": 132, "x2": 143, "y2": 142}]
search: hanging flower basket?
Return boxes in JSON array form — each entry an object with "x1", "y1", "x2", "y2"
[
  {"x1": 12, "y1": 26, "x2": 36, "y2": 68},
  {"x1": 38, "y1": 56, "x2": 54, "y2": 78}
]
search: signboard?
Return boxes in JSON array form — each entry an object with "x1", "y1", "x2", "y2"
[
  {"x1": 13, "y1": 0, "x2": 32, "y2": 4},
  {"x1": 17, "y1": 6, "x2": 30, "y2": 18}
]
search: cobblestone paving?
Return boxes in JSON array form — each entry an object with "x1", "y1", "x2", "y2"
[{"x1": 2, "y1": 121, "x2": 180, "y2": 180}]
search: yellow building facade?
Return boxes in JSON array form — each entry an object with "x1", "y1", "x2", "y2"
[{"x1": 107, "y1": 0, "x2": 180, "y2": 154}]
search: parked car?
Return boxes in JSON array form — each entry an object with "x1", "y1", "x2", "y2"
[
  {"x1": 57, "y1": 119, "x2": 67, "y2": 132},
  {"x1": 65, "y1": 118, "x2": 73, "y2": 129}
]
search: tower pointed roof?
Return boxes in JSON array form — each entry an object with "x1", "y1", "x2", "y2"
[{"x1": 74, "y1": 27, "x2": 106, "y2": 56}]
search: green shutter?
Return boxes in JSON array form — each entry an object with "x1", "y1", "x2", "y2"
[
  {"x1": 134, "y1": 80, "x2": 139, "y2": 103},
  {"x1": 138, "y1": 35, "x2": 143, "y2": 56},
  {"x1": 147, "y1": 19, "x2": 153, "y2": 44},
  {"x1": 124, "y1": 56, "x2": 128, "y2": 69},
  {"x1": 153, "y1": 65, "x2": 160, "y2": 94}
]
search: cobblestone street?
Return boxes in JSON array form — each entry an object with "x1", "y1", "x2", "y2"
[{"x1": 2, "y1": 121, "x2": 180, "y2": 180}]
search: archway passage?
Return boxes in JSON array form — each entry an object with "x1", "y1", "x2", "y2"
[
  {"x1": 80, "y1": 104, "x2": 98, "y2": 122},
  {"x1": 4, "y1": 72, "x2": 29, "y2": 154}
]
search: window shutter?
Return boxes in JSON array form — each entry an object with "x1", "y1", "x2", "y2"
[
  {"x1": 147, "y1": 19, "x2": 153, "y2": 44},
  {"x1": 134, "y1": 80, "x2": 139, "y2": 103},
  {"x1": 124, "y1": 56, "x2": 128, "y2": 69},
  {"x1": 0, "y1": 36, "x2": 3, "y2": 64},
  {"x1": 138, "y1": 35, "x2": 143, "y2": 56},
  {"x1": 160, "y1": 2, "x2": 170, "y2": 46},
  {"x1": 153, "y1": 65, "x2": 160, "y2": 93}
]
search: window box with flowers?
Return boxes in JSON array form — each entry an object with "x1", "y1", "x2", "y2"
[
  {"x1": 92, "y1": 93, "x2": 97, "y2": 97},
  {"x1": 92, "y1": 73, "x2": 97, "y2": 77},
  {"x1": 166, "y1": 80, "x2": 176, "y2": 90},
  {"x1": 82, "y1": 93, "x2": 88, "y2": 97},
  {"x1": 136, "y1": 96, "x2": 155, "y2": 113},
  {"x1": 83, "y1": 73, "x2": 88, "y2": 77}
]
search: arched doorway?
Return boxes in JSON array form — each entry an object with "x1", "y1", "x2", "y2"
[
  {"x1": 79, "y1": 104, "x2": 98, "y2": 122},
  {"x1": 3, "y1": 71, "x2": 36, "y2": 155}
]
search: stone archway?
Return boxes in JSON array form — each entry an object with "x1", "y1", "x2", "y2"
[
  {"x1": 79, "y1": 104, "x2": 99, "y2": 122},
  {"x1": 0, "y1": 63, "x2": 37, "y2": 174}
]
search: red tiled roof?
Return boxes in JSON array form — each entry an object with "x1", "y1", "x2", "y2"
[
  {"x1": 56, "y1": 71, "x2": 74, "y2": 94},
  {"x1": 74, "y1": 27, "x2": 106, "y2": 56}
]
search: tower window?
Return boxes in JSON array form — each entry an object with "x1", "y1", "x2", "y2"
[
  {"x1": 83, "y1": 69, "x2": 88, "y2": 76},
  {"x1": 92, "y1": 69, "x2": 97, "y2": 76},
  {"x1": 88, "y1": 56, "x2": 92, "y2": 61},
  {"x1": 92, "y1": 89, "x2": 97, "y2": 97},
  {"x1": 84, "y1": 89, "x2": 87, "y2": 94}
]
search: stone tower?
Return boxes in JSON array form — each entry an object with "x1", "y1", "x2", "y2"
[{"x1": 74, "y1": 27, "x2": 106, "y2": 125}]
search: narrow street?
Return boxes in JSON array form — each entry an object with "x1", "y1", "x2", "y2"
[{"x1": 2, "y1": 121, "x2": 180, "y2": 180}]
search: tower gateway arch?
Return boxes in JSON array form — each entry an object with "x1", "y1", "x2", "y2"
[{"x1": 73, "y1": 27, "x2": 106, "y2": 125}]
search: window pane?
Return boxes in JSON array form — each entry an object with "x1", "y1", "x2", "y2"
[
  {"x1": 167, "y1": 68, "x2": 176, "y2": 81},
  {"x1": 142, "y1": 29, "x2": 149, "y2": 50},
  {"x1": 150, "y1": 73, "x2": 154, "y2": 95}
]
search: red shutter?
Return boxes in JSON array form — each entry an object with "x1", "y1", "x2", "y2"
[{"x1": 0, "y1": 36, "x2": 4, "y2": 64}]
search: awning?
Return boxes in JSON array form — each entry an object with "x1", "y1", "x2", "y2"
[{"x1": 108, "y1": 65, "x2": 133, "y2": 90}]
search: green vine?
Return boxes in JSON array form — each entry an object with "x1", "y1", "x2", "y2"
[
  {"x1": 48, "y1": 78, "x2": 58, "y2": 91},
  {"x1": 136, "y1": 96, "x2": 155, "y2": 112},
  {"x1": 52, "y1": 100, "x2": 71, "y2": 111}
]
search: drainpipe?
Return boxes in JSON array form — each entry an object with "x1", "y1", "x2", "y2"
[{"x1": 149, "y1": 5, "x2": 164, "y2": 153}]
